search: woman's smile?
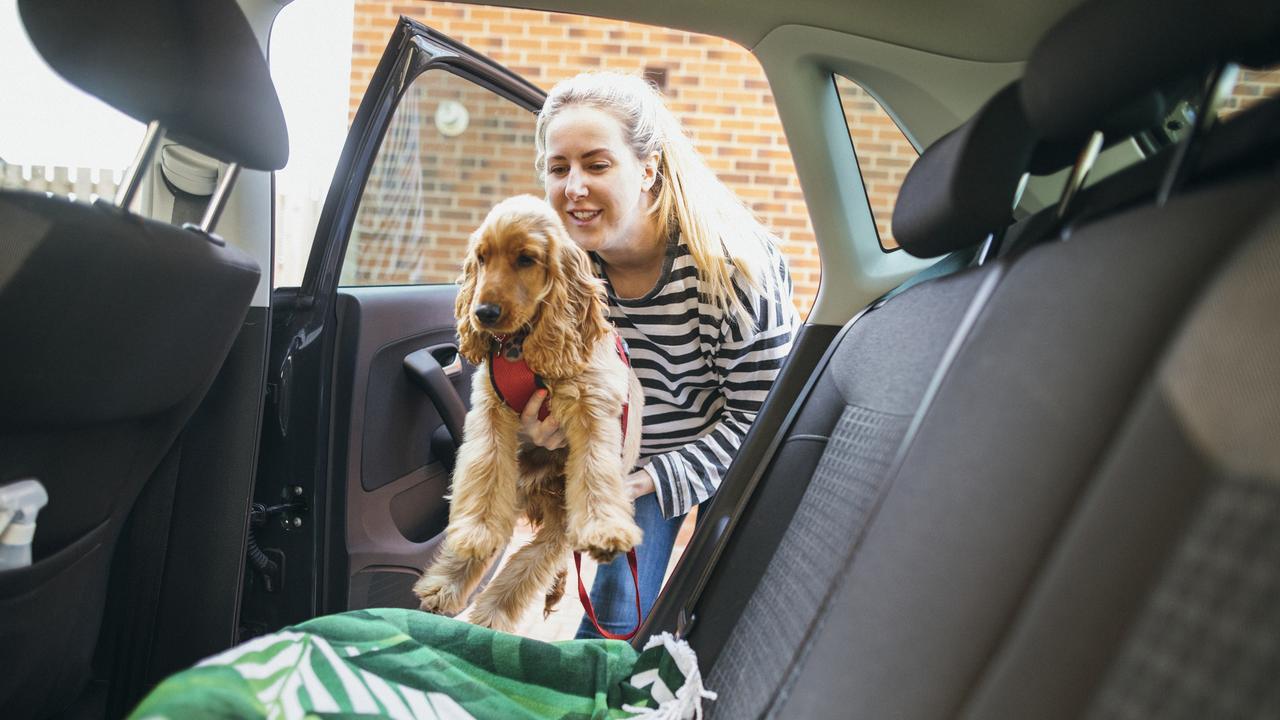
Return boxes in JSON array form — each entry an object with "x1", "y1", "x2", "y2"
[{"x1": 567, "y1": 208, "x2": 602, "y2": 225}]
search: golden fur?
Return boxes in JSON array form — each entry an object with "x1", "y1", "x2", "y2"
[{"x1": 413, "y1": 195, "x2": 644, "y2": 632}]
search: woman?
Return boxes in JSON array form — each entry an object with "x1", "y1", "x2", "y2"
[{"x1": 523, "y1": 71, "x2": 798, "y2": 639}]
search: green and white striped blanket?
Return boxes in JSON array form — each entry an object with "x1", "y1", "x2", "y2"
[{"x1": 130, "y1": 608, "x2": 715, "y2": 720}]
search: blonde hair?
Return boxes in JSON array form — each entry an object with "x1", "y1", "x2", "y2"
[{"x1": 534, "y1": 72, "x2": 778, "y2": 328}]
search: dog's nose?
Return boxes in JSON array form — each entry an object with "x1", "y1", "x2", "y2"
[{"x1": 474, "y1": 303, "x2": 502, "y2": 325}]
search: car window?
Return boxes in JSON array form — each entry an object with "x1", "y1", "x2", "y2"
[
  {"x1": 338, "y1": 68, "x2": 542, "y2": 287},
  {"x1": 834, "y1": 75, "x2": 919, "y2": 252},
  {"x1": 270, "y1": 0, "x2": 818, "y2": 316}
]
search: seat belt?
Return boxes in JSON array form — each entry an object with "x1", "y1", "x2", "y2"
[{"x1": 877, "y1": 244, "x2": 980, "y2": 306}]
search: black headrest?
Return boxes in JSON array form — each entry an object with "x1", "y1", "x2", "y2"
[
  {"x1": 893, "y1": 83, "x2": 1035, "y2": 259},
  {"x1": 18, "y1": 0, "x2": 289, "y2": 171},
  {"x1": 1022, "y1": 0, "x2": 1280, "y2": 140}
]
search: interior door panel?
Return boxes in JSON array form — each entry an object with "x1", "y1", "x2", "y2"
[{"x1": 332, "y1": 285, "x2": 473, "y2": 609}]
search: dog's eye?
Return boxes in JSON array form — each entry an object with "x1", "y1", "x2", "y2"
[
  {"x1": 516, "y1": 254, "x2": 536, "y2": 268},
  {"x1": 475, "y1": 254, "x2": 485, "y2": 266}
]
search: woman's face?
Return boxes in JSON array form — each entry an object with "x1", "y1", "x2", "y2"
[{"x1": 543, "y1": 106, "x2": 659, "y2": 256}]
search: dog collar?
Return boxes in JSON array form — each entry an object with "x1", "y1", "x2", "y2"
[
  {"x1": 487, "y1": 332, "x2": 632, "y2": 436},
  {"x1": 488, "y1": 332, "x2": 548, "y2": 421}
]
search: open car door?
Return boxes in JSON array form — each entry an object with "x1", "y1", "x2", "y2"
[{"x1": 241, "y1": 18, "x2": 546, "y2": 638}]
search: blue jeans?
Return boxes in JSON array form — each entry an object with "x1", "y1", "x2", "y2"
[{"x1": 575, "y1": 493, "x2": 683, "y2": 639}]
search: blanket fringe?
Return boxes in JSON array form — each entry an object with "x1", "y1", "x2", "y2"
[{"x1": 622, "y1": 632, "x2": 717, "y2": 720}]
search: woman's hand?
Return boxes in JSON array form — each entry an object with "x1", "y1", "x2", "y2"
[
  {"x1": 521, "y1": 390, "x2": 653, "y2": 499},
  {"x1": 519, "y1": 390, "x2": 566, "y2": 450},
  {"x1": 626, "y1": 469, "x2": 656, "y2": 500}
]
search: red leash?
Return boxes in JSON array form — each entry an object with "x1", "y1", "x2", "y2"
[
  {"x1": 574, "y1": 548, "x2": 641, "y2": 640},
  {"x1": 489, "y1": 330, "x2": 643, "y2": 639},
  {"x1": 573, "y1": 333, "x2": 642, "y2": 640}
]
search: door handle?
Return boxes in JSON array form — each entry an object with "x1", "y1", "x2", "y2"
[
  {"x1": 439, "y1": 350, "x2": 462, "y2": 377},
  {"x1": 403, "y1": 347, "x2": 467, "y2": 448}
]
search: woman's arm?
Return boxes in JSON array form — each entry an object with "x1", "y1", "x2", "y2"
[{"x1": 644, "y1": 248, "x2": 798, "y2": 517}]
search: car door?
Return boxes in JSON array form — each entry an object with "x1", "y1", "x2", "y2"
[{"x1": 240, "y1": 18, "x2": 546, "y2": 637}]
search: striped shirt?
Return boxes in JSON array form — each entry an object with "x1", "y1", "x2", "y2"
[{"x1": 593, "y1": 236, "x2": 798, "y2": 518}]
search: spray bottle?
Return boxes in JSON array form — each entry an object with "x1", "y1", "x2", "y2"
[{"x1": 0, "y1": 479, "x2": 49, "y2": 571}]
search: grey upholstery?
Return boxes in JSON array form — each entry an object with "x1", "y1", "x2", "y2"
[
  {"x1": 962, "y1": 204, "x2": 1280, "y2": 720},
  {"x1": 691, "y1": 68, "x2": 1039, "y2": 712},
  {"x1": 761, "y1": 168, "x2": 1278, "y2": 720},
  {"x1": 692, "y1": 119, "x2": 1280, "y2": 720},
  {"x1": 706, "y1": 269, "x2": 991, "y2": 716},
  {"x1": 697, "y1": 154, "x2": 1279, "y2": 718}
]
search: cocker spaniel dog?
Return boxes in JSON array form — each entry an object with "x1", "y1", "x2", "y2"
[{"x1": 413, "y1": 195, "x2": 644, "y2": 632}]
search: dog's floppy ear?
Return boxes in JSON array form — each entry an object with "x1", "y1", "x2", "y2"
[
  {"x1": 523, "y1": 221, "x2": 610, "y2": 380},
  {"x1": 455, "y1": 234, "x2": 489, "y2": 365}
]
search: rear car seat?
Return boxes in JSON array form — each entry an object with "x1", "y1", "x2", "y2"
[
  {"x1": 636, "y1": 0, "x2": 1280, "y2": 717},
  {"x1": 691, "y1": 81, "x2": 1044, "y2": 708},
  {"x1": 0, "y1": 1, "x2": 287, "y2": 717},
  {"x1": 693, "y1": 76, "x2": 1130, "y2": 720}
]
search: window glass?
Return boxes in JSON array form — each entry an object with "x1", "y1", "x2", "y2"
[
  {"x1": 339, "y1": 69, "x2": 542, "y2": 286},
  {"x1": 834, "y1": 75, "x2": 919, "y2": 251},
  {"x1": 0, "y1": 0, "x2": 144, "y2": 202}
]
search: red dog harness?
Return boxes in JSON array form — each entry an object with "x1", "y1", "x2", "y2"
[
  {"x1": 488, "y1": 331, "x2": 642, "y2": 640},
  {"x1": 489, "y1": 331, "x2": 631, "y2": 437}
]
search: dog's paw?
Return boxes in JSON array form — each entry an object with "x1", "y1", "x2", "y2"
[
  {"x1": 413, "y1": 574, "x2": 469, "y2": 616},
  {"x1": 448, "y1": 522, "x2": 506, "y2": 561},
  {"x1": 469, "y1": 597, "x2": 522, "y2": 633},
  {"x1": 573, "y1": 518, "x2": 642, "y2": 564}
]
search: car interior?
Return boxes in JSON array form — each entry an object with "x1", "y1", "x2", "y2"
[{"x1": 1, "y1": 0, "x2": 1277, "y2": 717}]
